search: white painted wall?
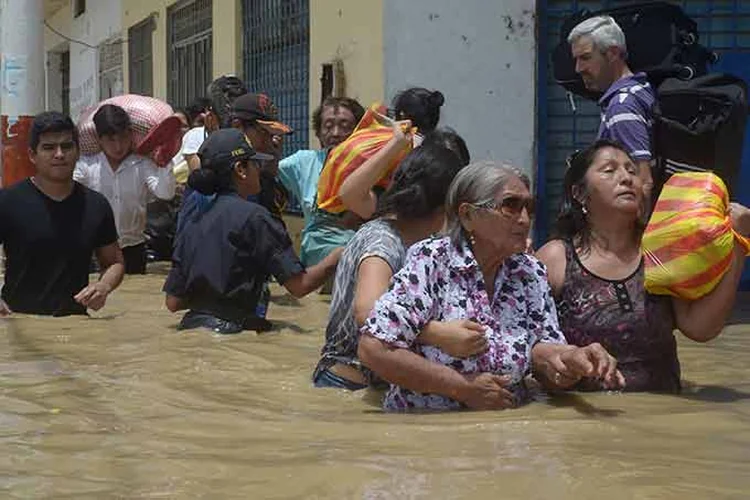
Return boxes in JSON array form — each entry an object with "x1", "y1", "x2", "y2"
[
  {"x1": 45, "y1": 0, "x2": 123, "y2": 119},
  {"x1": 383, "y1": 0, "x2": 538, "y2": 179},
  {"x1": 1, "y1": 0, "x2": 45, "y2": 116}
]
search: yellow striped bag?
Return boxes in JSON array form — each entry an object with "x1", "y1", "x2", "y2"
[
  {"x1": 316, "y1": 104, "x2": 413, "y2": 214},
  {"x1": 643, "y1": 172, "x2": 750, "y2": 299}
]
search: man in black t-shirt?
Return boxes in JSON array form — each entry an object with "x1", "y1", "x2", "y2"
[{"x1": 0, "y1": 112, "x2": 125, "y2": 316}]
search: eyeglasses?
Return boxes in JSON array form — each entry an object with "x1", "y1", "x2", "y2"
[{"x1": 475, "y1": 196, "x2": 535, "y2": 218}]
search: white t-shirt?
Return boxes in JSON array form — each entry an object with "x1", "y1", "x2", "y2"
[{"x1": 181, "y1": 126, "x2": 207, "y2": 156}]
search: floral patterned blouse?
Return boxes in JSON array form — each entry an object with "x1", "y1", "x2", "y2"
[{"x1": 361, "y1": 236, "x2": 566, "y2": 412}]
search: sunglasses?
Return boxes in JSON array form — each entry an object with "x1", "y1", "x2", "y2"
[{"x1": 475, "y1": 196, "x2": 535, "y2": 217}]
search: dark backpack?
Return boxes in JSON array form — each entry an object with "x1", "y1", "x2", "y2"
[
  {"x1": 552, "y1": 2, "x2": 714, "y2": 101},
  {"x1": 653, "y1": 74, "x2": 748, "y2": 193}
]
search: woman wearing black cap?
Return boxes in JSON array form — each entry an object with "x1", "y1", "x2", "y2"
[{"x1": 163, "y1": 128, "x2": 342, "y2": 334}]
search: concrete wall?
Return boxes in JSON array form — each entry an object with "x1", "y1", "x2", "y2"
[
  {"x1": 383, "y1": 0, "x2": 537, "y2": 179},
  {"x1": 309, "y1": 0, "x2": 384, "y2": 147},
  {"x1": 44, "y1": 0, "x2": 122, "y2": 119},
  {"x1": 213, "y1": 0, "x2": 242, "y2": 78},
  {"x1": 123, "y1": 0, "x2": 241, "y2": 102}
]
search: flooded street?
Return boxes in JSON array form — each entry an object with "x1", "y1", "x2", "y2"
[{"x1": 2, "y1": 266, "x2": 750, "y2": 499}]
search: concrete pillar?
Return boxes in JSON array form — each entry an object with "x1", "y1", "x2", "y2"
[{"x1": 1, "y1": 0, "x2": 45, "y2": 186}]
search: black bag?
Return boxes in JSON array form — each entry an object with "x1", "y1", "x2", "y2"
[
  {"x1": 145, "y1": 196, "x2": 181, "y2": 262},
  {"x1": 653, "y1": 73, "x2": 748, "y2": 192},
  {"x1": 552, "y1": 2, "x2": 714, "y2": 101}
]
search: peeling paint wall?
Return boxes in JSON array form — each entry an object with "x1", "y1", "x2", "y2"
[
  {"x1": 45, "y1": 1, "x2": 122, "y2": 119},
  {"x1": 309, "y1": 0, "x2": 384, "y2": 148},
  {"x1": 383, "y1": 0, "x2": 537, "y2": 180}
]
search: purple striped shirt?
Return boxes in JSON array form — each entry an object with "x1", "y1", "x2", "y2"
[{"x1": 597, "y1": 73, "x2": 656, "y2": 161}]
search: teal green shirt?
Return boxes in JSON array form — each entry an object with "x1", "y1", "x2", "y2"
[
  {"x1": 278, "y1": 150, "x2": 327, "y2": 223},
  {"x1": 278, "y1": 149, "x2": 355, "y2": 266}
]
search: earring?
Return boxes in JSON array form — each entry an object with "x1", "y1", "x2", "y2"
[
  {"x1": 581, "y1": 205, "x2": 588, "y2": 215},
  {"x1": 468, "y1": 232, "x2": 476, "y2": 245}
]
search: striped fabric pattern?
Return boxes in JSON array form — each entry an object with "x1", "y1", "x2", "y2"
[
  {"x1": 643, "y1": 172, "x2": 750, "y2": 299},
  {"x1": 662, "y1": 158, "x2": 711, "y2": 178},
  {"x1": 316, "y1": 104, "x2": 413, "y2": 214},
  {"x1": 597, "y1": 73, "x2": 656, "y2": 161}
]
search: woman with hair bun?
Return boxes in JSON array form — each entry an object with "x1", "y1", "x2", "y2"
[
  {"x1": 163, "y1": 129, "x2": 342, "y2": 334},
  {"x1": 391, "y1": 87, "x2": 445, "y2": 133},
  {"x1": 313, "y1": 138, "x2": 481, "y2": 390},
  {"x1": 338, "y1": 88, "x2": 448, "y2": 219}
]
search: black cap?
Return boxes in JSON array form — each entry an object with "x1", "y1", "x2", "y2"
[
  {"x1": 231, "y1": 93, "x2": 293, "y2": 135},
  {"x1": 197, "y1": 128, "x2": 274, "y2": 168}
]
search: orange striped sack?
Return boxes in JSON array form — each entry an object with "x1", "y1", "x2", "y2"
[
  {"x1": 643, "y1": 172, "x2": 750, "y2": 299},
  {"x1": 316, "y1": 104, "x2": 413, "y2": 214}
]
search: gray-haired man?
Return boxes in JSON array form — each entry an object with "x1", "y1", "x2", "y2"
[{"x1": 569, "y1": 15, "x2": 655, "y2": 198}]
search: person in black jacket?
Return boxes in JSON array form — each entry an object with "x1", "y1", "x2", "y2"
[{"x1": 164, "y1": 129, "x2": 341, "y2": 334}]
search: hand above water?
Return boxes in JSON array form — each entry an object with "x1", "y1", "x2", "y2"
[
  {"x1": 74, "y1": 282, "x2": 113, "y2": 311},
  {"x1": 559, "y1": 343, "x2": 626, "y2": 390},
  {"x1": 457, "y1": 373, "x2": 515, "y2": 410}
]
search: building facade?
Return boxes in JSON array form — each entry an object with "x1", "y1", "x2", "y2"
[
  {"x1": 40, "y1": 0, "x2": 750, "y2": 265},
  {"x1": 42, "y1": 0, "x2": 536, "y2": 164},
  {"x1": 44, "y1": 0, "x2": 124, "y2": 119}
]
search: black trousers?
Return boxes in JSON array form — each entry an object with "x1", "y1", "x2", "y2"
[{"x1": 122, "y1": 242, "x2": 147, "y2": 275}]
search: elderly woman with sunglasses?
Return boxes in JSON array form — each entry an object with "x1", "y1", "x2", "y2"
[
  {"x1": 357, "y1": 161, "x2": 624, "y2": 412},
  {"x1": 537, "y1": 140, "x2": 750, "y2": 393}
]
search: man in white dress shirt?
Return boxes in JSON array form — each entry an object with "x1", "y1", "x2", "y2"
[{"x1": 75, "y1": 104, "x2": 176, "y2": 274}]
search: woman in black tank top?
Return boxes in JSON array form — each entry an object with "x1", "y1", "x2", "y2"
[{"x1": 537, "y1": 140, "x2": 750, "y2": 392}]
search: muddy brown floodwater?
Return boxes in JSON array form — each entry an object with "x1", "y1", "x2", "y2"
[{"x1": 1, "y1": 265, "x2": 749, "y2": 499}]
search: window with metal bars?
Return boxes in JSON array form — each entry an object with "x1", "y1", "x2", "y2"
[
  {"x1": 168, "y1": 0, "x2": 213, "y2": 109},
  {"x1": 128, "y1": 17, "x2": 154, "y2": 96},
  {"x1": 241, "y1": 0, "x2": 310, "y2": 213},
  {"x1": 241, "y1": 0, "x2": 310, "y2": 159},
  {"x1": 99, "y1": 37, "x2": 123, "y2": 100}
]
